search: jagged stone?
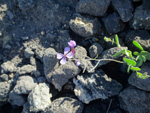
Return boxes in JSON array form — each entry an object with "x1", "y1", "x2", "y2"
[
  {"x1": 74, "y1": 69, "x2": 122, "y2": 104},
  {"x1": 42, "y1": 97, "x2": 84, "y2": 113},
  {"x1": 43, "y1": 48, "x2": 58, "y2": 83},
  {"x1": 51, "y1": 61, "x2": 81, "y2": 91},
  {"x1": 119, "y1": 86, "x2": 150, "y2": 113},
  {"x1": 128, "y1": 62, "x2": 150, "y2": 91},
  {"x1": 28, "y1": 83, "x2": 52, "y2": 112},
  {"x1": 13, "y1": 76, "x2": 37, "y2": 95},
  {"x1": 69, "y1": 14, "x2": 101, "y2": 37},
  {"x1": 76, "y1": 0, "x2": 110, "y2": 16}
]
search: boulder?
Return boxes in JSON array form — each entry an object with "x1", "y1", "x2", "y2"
[
  {"x1": 0, "y1": 82, "x2": 11, "y2": 102},
  {"x1": 69, "y1": 14, "x2": 101, "y2": 37},
  {"x1": 112, "y1": 0, "x2": 133, "y2": 22},
  {"x1": 42, "y1": 97, "x2": 84, "y2": 113},
  {"x1": 13, "y1": 76, "x2": 37, "y2": 94},
  {"x1": 89, "y1": 42, "x2": 103, "y2": 58},
  {"x1": 28, "y1": 83, "x2": 52, "y2": 112},
  {"x1": 43, "y1": 48, "x2": 58, "y2": 83},
  {"x1": 76, "y1": 0, "x2": 110, "y2": 16},
  {"x1": 119, "y1": 86, "x2": 150, "y2": 113},
  {"x1": 102, "y1": 13, "x2": 125, "y2": 34},
  {"x1": 128, "y1": 62, "x2": 150, "y2": 91},
  {"x1": 74, "y1": 70, "x2": 122, "y2": 104},
  {"x1": 51, "y1": 61, "x2": 81, "y2": 91}
]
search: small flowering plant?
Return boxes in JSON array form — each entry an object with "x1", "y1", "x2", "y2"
[{"x1": 57, "y1": 40, "x2": 79, "y2": 66}]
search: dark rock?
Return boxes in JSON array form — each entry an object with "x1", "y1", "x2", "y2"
[
  {"x1": 133, "y1": 0, "x2": 142, "y2": 1},
  {"x1": 43, "y1": 97, "x2": 84, "y2": 113},
  {"x1": 1, "y1": 61, "x2": 17, "y2": 73},
  {"x1": 142, "y1": 0, "x2": 150, "y2": 10},
  {"x1": 24, "y1": 47, "x2": 34, "y2": 59},
  {"x1": 4, "y1": 44, "x2": 11, "y2": 49},
  {"x1": 69, "y1": 14, "x2": 101, "y2": 37},
  {"x1": 54, "y1": 30, "x2": 71, "y2": 52},
  {"x1": 131, "y1": 6, "x2": 150, "y2": 30},
  {"x1": 83, "y1": 101, "x2": 107, "y2": 113},
  {"x1": 22, "y1": 102, "x2": 31, "y2": 113},
  {"x1": 56, "y1": 0, "x2": 78, "y2": 8},
  {"x1": 128, "y1": 62, "x2": 150, "y2": 91},
  {"x1": 112, "y1": 0, "x2": 133, "y2": 22},
  {"x1": 63, "y1": 81, "x2": 74, "y2": 91},
  {"x1": 13, "y1": 76, "x2": 37, "y2": 95},
  {"x1": 43, "y1": 48, "x2": 58, "y2": 83},
  {"x1": 29, "y1": 1, "x2": 73, "y2": 32},
  {"x1": 51, "y1": 61, "x2": 81, "y2": 91},
  {"x1": 0, "y1": 74, "x2": 9, "y2": 82},
  {"x1": 22, "y1": 36, "x2": 29, "y2": 41},
  {"x1": 125, "y1": 30, "x2": 150, "y2": 51},
  {"x1": 17, "y1": 65, "x2": 36, "y2": 75},
  {"x1": 9, "y1": 91, "x2": 26, "y2": 106},
  {"x1": 74, "y1": 46, "x2": 95, "y2": 73},
  {"x1": 0, "y1": 82, "x2": 11, "y2": 102},
  {"x1": 74, "y1": 70, "x2": 122, "y2": 104},
  {"x1": 89, "y1": 42, "x2": 103, "y2": 58},
  {"x1": 96, "y1": 47, "x2": 127, "y2": 68},
  {"x1": 37, "y1": 77, "x2": 47, "y2": 83},
  {"x1": 76, "y1": 0, "x2": 110, "y2": 16},
  {"x1": 35, "y1": 48, "x2": 45, "y2": 62},
  {"x1": 6, "y1": 10, "x2": 14, "y2": 20},
  {"x1": 18, "y1": 0, "x2": 35, "y2": 11},
  {"x1": 33, "y1": 70, "x2": 41, "y2": 78},
  {"x1": 119, "y1": 86, "x2": 150, "y2": 113},
  {"x1": 109, "y1": 109, "x2": 122, "y2": 113},
  {"x1": 28, "y1": 83, "x2": 52, "y2": 112},
  {"x1": 102, "y1": 13, "x2": 125, "y2": 34}
]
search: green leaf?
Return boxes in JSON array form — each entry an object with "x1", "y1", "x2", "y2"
[
  {"x1": 130, "y1": 67, "x2": 141, "y2": 71},
  {"x1": 127, "y1": 65, "x2": 132, "y2": 73},
  {"x1": 123, "y1": 58, "x2": 136, "y2": 66},
  {"x1": 133, "y1": 41, "x2": 144, "y2": 51},
  {"x1": 136, "y1": 56, "x2": 143, "y2": 67},
  {"x1": 113, "y1": 50, "x2": 125, "y2": 57},
  {"x1": 115, "y1": 34, "x2": 120, "y2": 47},
  {"x1": 104, "y1": 37, "x2": 111, "y2": 42},
  {"x1": 141, "y1": 55, "x2": 146, "y2": 62},
  {"x1": 133, "y1": 51, "x2": 139, "y2": 56},
  {"x1": 136, "y1": 72, "x2": 150, "y2": 79},
  {"x1": 147, "y1": 53, "x2": 150, "y2": 60},
  {"x1": 125, "y1": 49, "x2": 129, "y2": 57},
  {"x1": 140, "y1": 51, "x2": 149, "y2": 55},
  {"x1": 127, "y1": 50, "x2": 133, "y2": 59},
  {"x1": 112, "y1": 38, "x2": 115, "y2": 44},
  {"x1": 140, "y1": 51, "x2": 150, "y2": 60}
]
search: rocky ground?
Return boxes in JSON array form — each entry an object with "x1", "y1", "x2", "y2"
[{"x1": 0, "y1": 0, "x2": 150, "y2": 113}]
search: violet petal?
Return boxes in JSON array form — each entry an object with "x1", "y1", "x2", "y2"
[
  {"x1": 64, "y1": 47, "x2": 70, "y2": 55},
  {"x1": 60, "y1": 57, "x2": 66, "y2": 64},
  {"x1": 68, "y1": 40, "x2": 76, "y2": 48},
  {"x1": 75, "y1": 60, "x2": 80, "y2": 66},
  {"x1": 66, "y1": 52, "x2": 73, "y2": 59},
  {"x1": 57, "y1": 53, "x2": 64, "y2": 59}
]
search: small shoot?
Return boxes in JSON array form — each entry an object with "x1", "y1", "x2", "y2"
[
  {"x1": 115, "y1": 34, "x2": 120, "y2": 48},
  {"x1": 133, "y1": 41, "x2": 144, "y2": 51}
]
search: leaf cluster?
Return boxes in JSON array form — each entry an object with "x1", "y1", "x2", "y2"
[{"x1": 104, "y1": 35, "x2": 150, "y2": 79}]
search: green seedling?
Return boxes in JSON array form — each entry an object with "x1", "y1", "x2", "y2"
[{"x1": 104, "y1": 35, "x2": 150, "y2": 79}]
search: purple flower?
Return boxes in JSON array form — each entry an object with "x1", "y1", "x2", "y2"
[
  {"x1": 57, "y1": 47, "x2": 73, "y2": 64},
  {"x1": 68, "y1": 40, "x2": 76, "y2": 55},
  {"x1": 68, "y1": 40, "x2": 76, "y2": 48},
  {"x1": 75, "y1": 60, "x2": 80, "y2": 66}
]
